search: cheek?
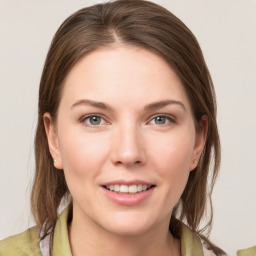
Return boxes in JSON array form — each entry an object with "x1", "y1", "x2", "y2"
[
  {"x1": 58, "y1": 130, "x2": 111, "y2": 205},
  {"x1": 58, "y1": 127, "x2": 110, "y2": 183},
  {"x1": 149, "y1": 129, "x2": 195, "y2": 172},
  {"x1": 148, "y1": 129, "x2": 195, "y2": 201}
]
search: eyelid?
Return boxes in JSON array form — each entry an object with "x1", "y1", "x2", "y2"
[
  {"x1": 147, "y1": 113, "x2": 177, "y2": 125},
  {"x1": 79, "y1": 113, "x2": 109, "y2": 126},
  {"x1": 78, "y1": 113, "x2": 176, "y2": 127}
]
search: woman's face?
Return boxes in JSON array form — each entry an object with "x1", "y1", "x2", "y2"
[{"x1": 45, "y1": 46, "x2": 206, "y2": 236}]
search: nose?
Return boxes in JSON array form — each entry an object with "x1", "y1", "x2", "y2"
[{"x1": 110, "y1": 123, "x2": 147, "y2": 168}]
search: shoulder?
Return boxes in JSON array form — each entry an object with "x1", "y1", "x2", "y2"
[
  {"x1": 0, "y1": 226, "x2": 42, "y2": 256},
  {"x1": 237, "y1": 246, "x2": 256, "y2": 256}
]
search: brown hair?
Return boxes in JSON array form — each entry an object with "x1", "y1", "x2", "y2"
[{"x1": 31, "y1": 0, "x2": 224, "y2": 254}]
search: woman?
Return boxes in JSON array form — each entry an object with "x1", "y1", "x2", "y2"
[{"x1": 0, "y1": 0, "x2": 226, "y2": 255}]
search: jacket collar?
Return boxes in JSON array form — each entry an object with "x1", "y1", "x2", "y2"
[
  {"x1": 181, "y1": 225, "x2": 204, "y2": 256},
  {"x1": 52, "y1": 207, "x2": 72, "y2": 256}
]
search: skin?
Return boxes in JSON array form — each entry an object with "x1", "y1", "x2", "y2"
[{"x1": 44, "y1": 45, "x2": 207, "y2": 256}]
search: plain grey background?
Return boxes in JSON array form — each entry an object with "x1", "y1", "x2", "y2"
[{"x1": 0, "y1": 0, "x2": 256, "y2": 255}]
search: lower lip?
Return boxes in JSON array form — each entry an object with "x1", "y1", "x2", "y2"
[{"x1": 101, "y1": 187, "x2": 155, "y2": 206}]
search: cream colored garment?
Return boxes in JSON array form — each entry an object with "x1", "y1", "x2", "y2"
[{"x1": 203, "y1": 246, "x2": 218, "y2": 256}]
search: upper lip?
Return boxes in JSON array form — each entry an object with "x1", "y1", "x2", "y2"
[{"x1": 102, "y1": 180, "x2": 155, "y2": 186}]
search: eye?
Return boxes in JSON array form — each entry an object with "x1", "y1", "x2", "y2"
[
  {"x1": 149, "y1": 115, "x2": 174, "y2": 125},
  {"x1": 82, "y1": 115, "x2": 106, "y2": 126}
]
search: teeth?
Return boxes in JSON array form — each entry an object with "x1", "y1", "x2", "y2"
[
  {"x1": 106, "y1": 184, "x2": 152, "y2": 193},
  {"x1": 128, "y1": 185, "x2": 137, "y2": 193},
  {"x1": 120, "y1": 185, "x2": 129, "y2": 193},
  {"x1": 114, "y1": 185, "x2": 119, "y2": 192}
]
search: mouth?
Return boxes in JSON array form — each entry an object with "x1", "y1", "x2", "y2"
[
  {"x1": 102, "y1": 184, "x2": 156, "y2": 194},
  {"x1": 101, "y1": 181, "x2": 156, "y2": 205}
]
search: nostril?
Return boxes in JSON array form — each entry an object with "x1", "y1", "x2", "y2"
[{"x1": 115, "y1": 160, "x2": 141, "y2": 166}]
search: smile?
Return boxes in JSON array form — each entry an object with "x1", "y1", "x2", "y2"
[
  {"x1": 104, "y1": 184, "x2": 154, "y2": 194},
  {"x1": 101, "y1": 180, "x2": 156, "y2": 205}
]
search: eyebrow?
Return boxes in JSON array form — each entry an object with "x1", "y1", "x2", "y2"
[
  {"x1": 144, "y1": 99, "x2": 186, "y2": 111},
  {"x1": 71, "y1": 99, "x2": 186, "y2": 111},
  {"x1": 71, "y1": 99, "x2": 112, "y2": 110}
]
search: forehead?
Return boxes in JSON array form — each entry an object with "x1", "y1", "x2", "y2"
[{"x1": 60, "y1": 45, "x2": 191, "y2": 111}]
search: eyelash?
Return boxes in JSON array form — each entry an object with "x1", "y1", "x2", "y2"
[
  {"x1": 79, "y1": 114, "x2": 108, "y2": 127},
  {"x1": 148, "y1": 114, "x2": 176, "y2": 126},
  {"x1": 79, "y1": 114, "x2": 176, "y2": 127}
]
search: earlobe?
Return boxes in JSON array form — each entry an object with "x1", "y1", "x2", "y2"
[
  {"x1": 190, "y1": 115, "x2": 208, "y2": 171},
  {"x1": 43, "y1": 113, "x2": 63, "y2": 169}
]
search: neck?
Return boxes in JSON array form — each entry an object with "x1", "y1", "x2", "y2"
[{"x1": 69, "y1": 207, "x2": 180, "y2": 256}]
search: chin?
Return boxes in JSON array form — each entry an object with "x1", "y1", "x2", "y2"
[
  {"x1": 107, "y1": 224, "x2": 150, "y2": 237},
  {"x1": 100, "y1": 214, "x2": 156, "y2": 237}
]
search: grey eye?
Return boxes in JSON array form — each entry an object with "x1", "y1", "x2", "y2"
[
  {"x1": 86, "y1": 116, "x2": 103, "y2": 125},
  {"x1": 154, "y1": 116, "x2": 168, "y2": 125}
]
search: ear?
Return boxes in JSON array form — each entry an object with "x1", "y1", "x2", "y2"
[
  {"x1": 43, "y1": 113, "x2": 63, "y2": 169},
  {"x1": 190, "y1": 115, "x2": 208, "y2": 171}
]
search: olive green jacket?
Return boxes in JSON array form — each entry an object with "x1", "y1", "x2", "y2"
[
  {"x1": 0, "y1": 208, "x2": 215, "y2": 256},
  {"x1": 237, "y1": 246, "x2": 256, "y2": 256}
]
